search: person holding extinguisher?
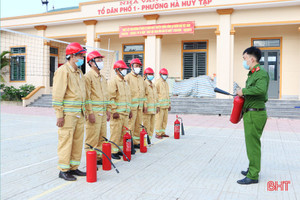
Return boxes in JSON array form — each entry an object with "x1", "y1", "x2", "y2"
[
  {"x1": 108, "y1": 60, "x2": 132, "y2": 160},
  {"x1": 84, "y1": 51, "x2": 111, "y2": 166},
  {"x1": 155, "y1": 68, "x2": 171, "y2": 139},
  {"x1": 142, "y1": 67, "x2": 158, "y2": 142},
  {"x1": 236, "y1": 46, "x2": 269, "y2": 185}
]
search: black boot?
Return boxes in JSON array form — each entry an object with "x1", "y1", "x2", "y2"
[
  {"x1": 69, "y1": 169, "x2": 86, "y2": 176},
  {"x1": 134, "y1": 144, "x2": 140, "y2": 149},
  {"x1": 97, "y1": 159, "x2": 102, "y2": 165},
  {"x1": 111, "y1": 153, "x2": 121, "y2": 160},
  {"x1": 241, "y1": 168, "x2": 249, "y2": 176},
  {"x1": 117, "y1": 152, "x2": 123, "y2": 156},
  {"x1": 59, "y1": 171, "x2": 77, "y2": 181}
]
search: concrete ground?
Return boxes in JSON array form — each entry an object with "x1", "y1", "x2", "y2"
[{"x1": 1, "y1": 105, "x2": 300, "y2": 200}]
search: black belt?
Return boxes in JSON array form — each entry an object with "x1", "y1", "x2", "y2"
[{"x1": 245, "y1": 108, "x2": 266, "y2": 113}]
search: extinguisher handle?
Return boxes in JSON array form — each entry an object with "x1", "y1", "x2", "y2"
[
  {"x1": 85, "y1": 143, "x2": 120, "y2": 173},
  {"x1": 139, "y1": 124, "x2": 148, "y2": 133},
  {"x1": 101, "y1": 137, "x2": 130, "y2": 162}
]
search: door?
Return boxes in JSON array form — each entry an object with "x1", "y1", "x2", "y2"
[
  {"x1": 259, "y1": 50, "x2": 280, "y2": 99},
  {"x1": 50, "y1": 56, "x2": 56, "y2": 87},
  {"x1": 183, "y1": 52, "x2": 206, "y2": 79}
]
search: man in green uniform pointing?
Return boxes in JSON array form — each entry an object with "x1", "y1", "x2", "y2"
[{"x1": 236, "y1": 46, "x2": 270, "y2": 185}]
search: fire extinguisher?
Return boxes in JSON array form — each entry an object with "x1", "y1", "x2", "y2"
[
  {"x1": 102, "y1": 136, "x2": 130, "y2": 162},
  {"x1": 86, "y1": 143, "x2": 120, "y2": 174},
  {"x1": 174, "y1": 115, "x2": 180, "y2": 139},
  {"x1": 123, "y1": 131, "x2": 131, "y2": 161},
  {"x1": 86, "y1": 150, "x2": 97, "y2": 183},
  {"x1": 123, "y1": 126, "x2": 136, "y2": 155},
  {"x1": 230, "y1": 96, "x2": 245, "y2": 124},
  {"x1": 140, "y1": 124, "x2": 151, "y2": 145},
  {"x1": 178, "y1": 116, "x2": 185, "y2": 136},
  {"x1": 102, "y1": 142, "x2": 111, "y2": 171},
  {"x1": 140, "y1": 128, "x2": 147, "y2": 153}
]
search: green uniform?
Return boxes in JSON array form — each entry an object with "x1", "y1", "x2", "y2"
[{"x1": 242, "y1": 64, "x2": 269, "y2": 180}]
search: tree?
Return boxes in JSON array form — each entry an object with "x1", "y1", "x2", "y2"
[{"x1": 0, "y1": 51, "x2": 10, "y2": 82}]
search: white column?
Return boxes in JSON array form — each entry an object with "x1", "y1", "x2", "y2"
[
  {"x1": 298, "y1": 27, "x2": 300, "y2": 100},
  {"x1": 84, "y1": 20, "x2": 97, "y2": 73},
  {"x1": 216, "y1": 9, "x2": 234, "y2": 99},
  {"x1": 155, "y1": 35, "x2": 162, "y2": 79},
  {"x1": 35, "y1": 25, "x2": 50, "y2": 94},
  {"x1": 230, "y1": 29, "x2": 235, "y2": 94}
]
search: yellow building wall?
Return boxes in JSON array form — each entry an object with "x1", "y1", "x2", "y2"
[{"x1": 233, "y1": 25, "x2": 300, "y2": 99}]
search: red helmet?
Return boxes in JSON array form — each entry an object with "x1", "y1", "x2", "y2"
[
  {"x1": 66, "y1": 42, "x2": 86, "y2": 55},
  {"x1": 87, "y1": 51, "x2": 104, "y2": 63},
  {"x1": 113, "y1": 60, "x2": 129, "y2": 69},
  {"x1": 159, "y1": 68, "x2": 168, "y2": 75},
  {"x1": 144, "y1": 67, "x2": 154, "y2": 75},
  {"x1": 130, "y1": 58, "x2": 142, "y2": 67}
]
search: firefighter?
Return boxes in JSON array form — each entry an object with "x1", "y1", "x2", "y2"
[
  {"x1": 52, "y1": 42, "x2": 87, "y2": 181},
  {"x1": 124, "y1": 58, "x2": 146, "y2": 149},
  {"x1": 84, "y1": 51, "x2": 111, "y2": 165},
  {"x1": 236, "y1": 46, "x2": 269, "y2": 184},
  {"x1": 142, "y1": 67, "x2": 158, "y2": 142},
  {"x1": 108, "y1": 60, "x2": 132, "y2": 159},
  {"x1": 155, "y1": 68, "x2": 171, "y2": 139}
]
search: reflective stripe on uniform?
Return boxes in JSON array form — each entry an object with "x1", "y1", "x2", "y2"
[
  {"x1": 58, "y1": 164, "x2": 70, "y2": 169},
  {"x1": 52, "y1": 101, "x2": 63, "y2": 106},
  {"x1": 63, "y1": 108, "x2": 82, "y2": 112},
  {"x1": 70, "y1": 160, "x2": 81, "y2": 165},
  {"x1": 92, "y1": 107, "x2": 107, "y2": 111},
  {"x1": 132, "y1": 136, "x2": 140, "y2": 140},
  {"x1": 63, "y1": 100, "x2": 84, "y2": 106},
  {"x1": 156, "y1": 129, "x2": 165, "y2": 133}
]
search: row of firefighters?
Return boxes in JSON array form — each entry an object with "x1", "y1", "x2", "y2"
[{"x1": 52, "y1": 42, "x2": 171, "y2": 181}]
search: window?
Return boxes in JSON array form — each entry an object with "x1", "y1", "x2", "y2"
[
  {"x1": 182, "y1": 41, "x2": 208, "y2": 79},
  {"x1": 10, "y1": 47, "x2": 26, "y2": 81},
  {"x1": 123, "y1": 44, "x2": 144, "y2": 75},
  {"x1": 253, "y1": 39, "x2": 280, "y2": 47},
  {"x1": 123, "y1": 44, "x2": 144, "y2": 52},
  {"x1": 50, "y1": 47, "x2": 58, "y2": 55}
]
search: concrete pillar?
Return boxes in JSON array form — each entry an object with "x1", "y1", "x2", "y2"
[
  {"x1": 230, "y1": 29, "x2": 235, "y2": 94},
  {"x1": 84, "y1": 20, "x2": 97, "y2": 73},
  {"x1": 144, "y1": 14, "x2": 160, "y2": 81},
  {"x1": 155, "y1": 35, "x2": 163, "y2": 79},
  {"x1": 35, "y1": 25, "x2": 50, "y2": 94},
  {"x1": 216, "y1": 9, "x2": 234, "y2": 99},
  {"x1": 95, "y1": 37, "x2": 101, "y2": 49},
  {"x1": 298, "y1": 27, "x2": 300, "y2": 100}
]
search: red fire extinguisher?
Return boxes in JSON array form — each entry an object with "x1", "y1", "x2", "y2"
[
  {"x1": 174, "y1": 115, "x2": 180, "y2": 139},
  {"x1": 123, "y1": 132, "x2": 131, "y2": 161},
  {"x1": 86, "y1": 150, "x2": 97, "y2": 183},
  {"x1": 140, "y1": 128, "x2": 147, "y2": 153},
  {"x1": 230, "y1": 96, "x2": 245, "y2": 124},
  {"x1": 102, "y1": 142, "x2": 111, "y2": 171}
]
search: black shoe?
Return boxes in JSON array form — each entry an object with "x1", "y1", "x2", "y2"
[
  {"x1": 59, "y1": 171, "x2": 77, "y2": 181},
  {"x1": 131, "y1": 149, "x2": 136, "y2": 155},
  {"x1": 241, "y1": 168, "x2": 249, "y2": 176},
  {"x1": 117, "y1": 152, "x2": 123, "y2": 156},
  {"x1": 111, "y1": 153, "x2": 121, "y2": 160},
  {"x1": 69, "y1": 169, "x2": 86, "y2": 176},
  {"x1": 237, "y1": 177, "x2": 258, "y2": 185},
  {"x1": 97, "y1": 159, "x2": 102, "y2": 165},
  {"x1": 134, "y1": 144, "x2": 140, "y2": 149}
]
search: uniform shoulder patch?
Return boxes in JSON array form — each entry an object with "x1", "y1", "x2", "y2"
[{"x1": 256, "y1": 66, "x2": 260, "y2": 72}]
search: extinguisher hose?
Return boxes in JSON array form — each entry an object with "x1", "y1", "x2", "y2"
[
  {"x1": 102, "y1": 137, "x2": 130, "y2": 162},
  {"x1": 178, "y1": 117, "x2": 185, "y2": 135},
  {"x1": 86, "y1": 143, "x2": 120, "y2": 173}
]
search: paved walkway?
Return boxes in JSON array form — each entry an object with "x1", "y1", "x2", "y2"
[{"x1": 1, "y1": 105, "x2": 300, "y2": 200}]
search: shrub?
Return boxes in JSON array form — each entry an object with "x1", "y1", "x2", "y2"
[{"x1": 1, "y1": 84, "x2": 35, "y2": 101}]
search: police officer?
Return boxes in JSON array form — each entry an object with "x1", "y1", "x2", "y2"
[
  {"x1": 52, "y1": 42, "x2": 87, "y2": 181},
  {"x1": 236, "y1": 46, "x2": 269, "y2": 185}
]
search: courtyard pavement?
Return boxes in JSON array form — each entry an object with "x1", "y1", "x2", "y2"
[{"x1": 1, "y1": 104, "x2": 300, "y2": 200}]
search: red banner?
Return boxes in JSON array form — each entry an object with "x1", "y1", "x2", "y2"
[{"x1": 119, "y1": 21, "x2": 195, "y2": 38}]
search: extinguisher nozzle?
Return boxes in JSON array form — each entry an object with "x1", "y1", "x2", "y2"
[{"x1": 116, "y1": 169, "x2": 120, "y2": 173}]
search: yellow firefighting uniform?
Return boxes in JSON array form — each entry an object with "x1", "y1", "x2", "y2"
[
  {"x1": 155, "y1": 77, "x2": 170, "y2": 136},
  {"x1": 84, "y1": 69, "x2": 110, "y2": 160},
  {"x1": 124, "y1": 72, "x2": 146, "y2": 145},
  {"x1": 108, "y1": 75, "x2": 131, "y2": 154},
  {"x1": 143, "y1": 79, "x2": 158, "y2": 140},
  {"x1": 52, "y1": 62, "x2": 86, "y2": 172}
]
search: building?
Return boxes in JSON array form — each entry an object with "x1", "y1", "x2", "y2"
[{"x1": 1, "y1": 0, "x2": 300, "y2": 99}]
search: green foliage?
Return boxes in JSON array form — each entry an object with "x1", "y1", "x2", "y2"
[
  {"x1": 0, "y1": 51, "x2": 11, "y2": 82},
  {"x1": 0, "y1": 84, "x2": 35, "y2": 101}
]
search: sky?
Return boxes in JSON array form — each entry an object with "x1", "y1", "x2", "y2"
[{"x1": 0, "y1": 0, "x2": 92, "y2": 18}]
